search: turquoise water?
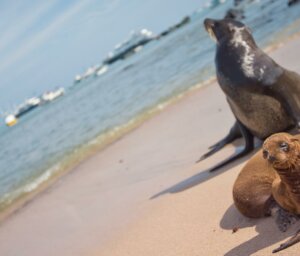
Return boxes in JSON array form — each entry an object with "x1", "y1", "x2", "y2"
[{"x1": 1, "y1": 0, "x2": 300, "y2": 209}]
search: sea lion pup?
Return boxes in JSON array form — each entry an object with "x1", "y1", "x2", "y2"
[
  {"x1": 233, "y1": 150, "x2": 296, "y2": 234},
  {"x1": 263, "y1": 133, "x2": 300, "y2": 215},
  {"x1": 262, "y1": 133, "x2": 300, "y2": 253},
  {"x1": 233, "y1": 133, "x2": 300, "y2": 253},
  {"x1": 233, "y1": 133, "x2": 300, "y2": 219},
  {"x1": 198, "y1": 18, "x2": 300, "y2": 172}
]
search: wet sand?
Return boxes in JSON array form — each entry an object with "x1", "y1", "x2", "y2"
[{"x1": 1, "y1": 37, "x2": 300, "y2": 256}]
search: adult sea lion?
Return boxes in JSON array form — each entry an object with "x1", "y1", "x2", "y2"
[{"x1": 199, "y1": 18, "x2": 300, "y2": 172}]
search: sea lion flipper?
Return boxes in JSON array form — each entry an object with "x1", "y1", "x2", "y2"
[
  {"x1": 272, "y1": 205, "x2": 298, "y2": 232},
  {"x1": 196, "y1": 121, "x2": 241, "y2": 163},
  {"x1": 208, "y1": 122, "x2": 242, "y2": 149},
  {"x1": 272, "y1": 229, "x2": 300, "y2": 253},
  {"x1": 209, "y1": 122, "x2": 254, "y2": 172}
]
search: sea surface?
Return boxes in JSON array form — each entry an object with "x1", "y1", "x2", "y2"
[{"x1": 1, "y1": 0, "x2": 300, "y2": 210}]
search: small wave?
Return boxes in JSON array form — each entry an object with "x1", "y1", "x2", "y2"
[
  {"x1": 0, "y1": 77, "x2": 215, "y2": 214},
  {"x1": 0, "y1": 164, "x2": 62, "y2": 211}
]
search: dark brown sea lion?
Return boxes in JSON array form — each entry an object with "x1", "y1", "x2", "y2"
[{"x1": 198, "y1": 18, "x2": 300, "y2": 172}]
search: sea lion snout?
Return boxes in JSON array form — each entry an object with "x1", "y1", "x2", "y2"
[
  {"x1": 203, "y1": 18, "x2": 252, "y2": 44},
  {"x1": 204, "y1": 18, "x2": 217, "y2": 42},
  {"x1": 262, "y1": 150, "x2": 276, "y2": 163},
  {"x1": 204, "y1": 18, "x2": 216, "y2": 31}
]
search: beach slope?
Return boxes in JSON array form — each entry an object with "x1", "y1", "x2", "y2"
[{"x1": 1, "y1": 37, "x2": 300, "y2": 256}]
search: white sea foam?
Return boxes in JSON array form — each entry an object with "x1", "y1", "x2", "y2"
[
  {"x1": 23, "y1": 169, "x2": 53, "y2": 193},
  {"x1": 0, "y1": 164, "x2": 61, "y2": 209}
]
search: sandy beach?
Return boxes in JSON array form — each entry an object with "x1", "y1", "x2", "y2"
[{"x1": 1, "y1": 35, "x2": 300, "y2": 256}]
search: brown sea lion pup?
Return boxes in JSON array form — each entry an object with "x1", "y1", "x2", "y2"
[
  {"x1": 263, "y1": 133, "x2": 300, "y2": 253},
  {"x1": 233, "y1": 151, "x2": 298, "y2": 242},
  {"x1": 233, "y1": 133, "x2": 300, "y2": 219},
  {"x1": 263, "y1": 133, "x2": 300, "y2": 214}
]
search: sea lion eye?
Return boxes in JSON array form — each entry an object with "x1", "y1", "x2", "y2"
[{"x1": 279, "y1": 142, "x2": 289, "y2": 152}]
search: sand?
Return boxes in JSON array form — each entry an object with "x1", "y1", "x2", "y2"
[{"x1": 1, "y1": 37, "x2": 300, "y2": 256}]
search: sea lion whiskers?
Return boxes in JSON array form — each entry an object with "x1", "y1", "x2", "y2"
[{"x1": 207, "y1": 27, "x2": 217, "y2": 42}]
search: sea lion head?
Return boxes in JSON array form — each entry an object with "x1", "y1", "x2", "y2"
[
  {"x1": 262, "y1": 133, "x2": 300, "y2": 169},
  {"x1": 203, "y1": 18, "x2": 255, "y2": 46}
]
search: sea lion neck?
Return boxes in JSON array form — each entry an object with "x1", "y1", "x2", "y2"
[
  {"x1": 215, "y1": 42, "x2": 259, "y2": 86},
  {"x1": 275, "y1": 164, "x2": 300, "y2": 202},
  {"x1": 216, "y1": 31, "x2": 258, "y2": 79}
]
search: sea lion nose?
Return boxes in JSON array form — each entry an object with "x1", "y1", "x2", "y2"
[
  {"x1": 268, "y1": 155, "x2": 276, "y2": 163},
  {"x1": 204, "y1": 18, "x2": 216, "y2": 30},
  {"x1": 262, "y1": 150, "x2": 276, "y2": 163}
]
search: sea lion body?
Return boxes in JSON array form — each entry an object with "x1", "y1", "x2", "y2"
[
  {"x1": 220, "y1": 65, "x2": 300, "y2": 138},
  {"x1": 233, "y1": 150, "x2": 276, "y2": 218},
  {"x1": 272, "y1": 176, "x2": 300, "y2": 214},
  {"x1": 199, "y1": 19, "x2": 300, "y2": 171},
  {"x1": 225, "y1": 85, "x2": 291, "y2": 139}
]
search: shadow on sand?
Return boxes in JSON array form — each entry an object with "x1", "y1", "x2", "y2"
[
  {"x1": 150, "y1": 145, "x2": 257, "y2": 199},
  {"x1": 150, "y1": 132, "x2": 300, "y2": 253},
  {"x1": 221, "y1": 204, "x2": 298, "y2": 255}
]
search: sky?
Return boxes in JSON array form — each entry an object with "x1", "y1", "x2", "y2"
[{"x1": 0, "y1": 0, "x2": 207, "y2": 111}]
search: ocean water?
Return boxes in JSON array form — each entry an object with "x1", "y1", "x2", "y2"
[{"x1": 1, "y1": 0, "x2": 300, "y2": 210}]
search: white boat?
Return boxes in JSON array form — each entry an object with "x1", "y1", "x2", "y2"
[
  {"x1": 74, "y1": 64, "x2": 101, "y2": 84},
  {"x1": 74, "y1": 75, "x2": 82, "y2": 83},
  {"x1": 26, "y1": 97, "x2": 41, "y2": 106},
  {"x1": 96, "y1": 65, "x2": 108, "y2": 76},
  {"x1": 13, "y1": 97, "x2": 41, "y2": 119},
  {"x1": 103, "y1": 29, "x2": 155, "y2": 64},
  {"x1": 42, "y1": 88, "x2": 65, "y2": 102},
  {"x1": 133, "y1": 45, "x2": 143, "y2": 53},
  {"x1": 83, "y1": 67, "x2": 96, "y2": 79}
]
